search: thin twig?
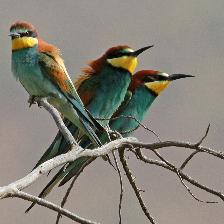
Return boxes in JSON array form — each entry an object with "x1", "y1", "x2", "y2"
[
  {"x1": 0, "y1": 137, "x2": 137, "y2": 199},
  {"x1": 180, "y1": 151, "x2": 199, "y2": 170},
  {"x1": 119, "y1": 126, "x2": 139, "y2": 135},
  {"x1": 152, "y1": 150, "x2": 217, "y2": 203},
  {"x1": 119, "y1": 148, "x2": 156, "y2": 224},
  {"x1": 195, "y1": 124, "x2": 210, "y2": 146},
  {"x1": 56, "y1": 158, "x2": 95, "y2": 224},
  {"x1": 9, "y1": 190, "x2": 99, "y2": 224},
  {"x1": 135, "y1": 149, "x2": 224, "y2": 202},
  {"x1": 131, "y1": 141, "x2": 224, "y2": 160},
  {"x1": 96, "y1": 115, "x2": 161, "y2": 142},
  {"x1": 112, "y1": 151, "x2": 123, "y2": 224},
  {"x1": 1, "y1": 98, "x2": 223, "y2": 223},
  {"x1": 38, "y1": 98, "x2": 77, "y2": 145}
]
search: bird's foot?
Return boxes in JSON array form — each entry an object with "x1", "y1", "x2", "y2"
[
  {"x1": 28, "y1": 95, "x2": 37, "y2": 107},
  {"x1": 28, "y1": 96, "x2": 42, "y2": 108},
  {"x1": 109, "y1": 130, "x2": 122, "y2": 140},
  {"x1": 102, "y1": 154, "x2": 117, "y2": 171}
]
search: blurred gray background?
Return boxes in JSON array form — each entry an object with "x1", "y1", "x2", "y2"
[{"x1": 0, "y1": 0, "x2": 223, "y2": 223}]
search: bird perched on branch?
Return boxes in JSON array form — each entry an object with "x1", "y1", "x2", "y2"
[
  {"x1": 25, "y1": 44, "x2": 153, "y2": 212},
  {"x1": 9, "y1": 20, "x2": 103, "y2": 146},
  {"x1": 25, "y1": 69, "x2": 193, "y2": 212},
  {"x1": 32, "y1": 44, "x2": 153, "y2": 169},
  {"x1": 109, "y1": 70, "x2": 194, "y2": 136},
  {"x1": 53, "y1": 70, "x2": 194, "y2": 186}
]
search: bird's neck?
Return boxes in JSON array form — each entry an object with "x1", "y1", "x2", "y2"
[
  {"x1": 12, "y1": 37, "x2": 38, "y2": 51},
  {"x1": 86, "y1": 63, "x2": 132, "y2": 126},
  {"x1": 103, "y1": 63, "x2": 132, "y2": 83},
  {"x1": 128, "y1": 85, "x2": 157, "y2": 120},
  {"x1": 12, "y1": 46, "x2": 38, "y2": 64},
  {"x1": 11, "y1": 46, "x2": 39, "y2": 80},
  {"x1": 109, "y1": 86, "x2": 157, "y2": 137}
]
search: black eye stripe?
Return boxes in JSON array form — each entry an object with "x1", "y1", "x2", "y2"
[
  {"x1": 142, "y1": 75, "x2": 168, "y2": 82},
  {"x1": 107, "y1": 51, "x2": 132, "y2": 59},
  {"x1": 19, "y1": 32, "x2": 29, "y2": 37},
  {"x1": 18, "y1": 30, "x2": 36, "y2": 38}
]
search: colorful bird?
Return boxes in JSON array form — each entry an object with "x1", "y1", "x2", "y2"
[
  {"x1": 54, "y1": 70, "x2": 194, "y2": 185},
  {"x1": 109, "y1": 70, "x2": 194, "y2": 136},
  {"x1": 9, "y1": 20, "x2": 104, "y2": 146},
  {"x1": 32, "y1": 44, "x2": 153, "y2": 169},
  {"x1": 25, "y1": 70, "x2": 193, "y2": 212}
]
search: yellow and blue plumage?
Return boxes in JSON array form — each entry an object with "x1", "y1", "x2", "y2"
[{"x1": 10, "y1": 21, "x2": 103, "y2": 146}]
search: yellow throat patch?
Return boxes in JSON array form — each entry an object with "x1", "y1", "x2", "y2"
[
  {"x1": 145, "y1": 81, "x2": 170, "y2": 95},
  {"x1": 12, "y1": 37, "x2": 38, "y2": 51},
  {"x1": 107, "y1": 56, "x2": 138, "y2": 74}
]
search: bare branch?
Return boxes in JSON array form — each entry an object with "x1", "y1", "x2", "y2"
[
  {"x1": 180, "y1": 151, "x2": 199, "y2": 170},
  {"x1": 135, "y1": 149, "x2": 224, "y2": 202},
  {"x1": 1, "y1": 99, "x2": 223, "y2": 223},
  {"x1": 38, "y1": 98, "x2": 77, "y2": 146},
  {"x1": 56, "y1": 158, "x2": 95, "y2": 224},
  {"x1": 195, "y1": 124, "x2": 210, "y2": 146},
  {"x1": 152, "y1": 150, "x2": 217, "y2": 203},
  {"x1": 112, "y1": 151, "x2": 123, "y2": 224},
  {"x1": 114, "y1": 115, "x2": 161, "y2": 141},
  {"x1": 96, "y1": 115, "x2": 161, "y2": 141},
  {"x1": 132, "y1": 141, "x2": 224, "y2": 160},
  {"x1": 119, "y1": 148, "x2": 156, "y2": 224},
  {"x1": 8, "y1": 190, "x2": 99, "y2": 224},
  {"x1": 0, "y1": 137, "x2": 138, "y2": 199}
]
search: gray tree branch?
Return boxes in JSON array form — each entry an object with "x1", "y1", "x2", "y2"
[
  {"x1": 1, "y1": 98, "x2": 223, "y2": 224},
  {"x1": 12, "y1": 190, "x2": 98, "y2": 224}
]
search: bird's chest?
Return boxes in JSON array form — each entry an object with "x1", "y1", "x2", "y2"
[
  {"x1": 94, "y1": 70, "x2": 131, "y2": 118},
  {"x1": 101, "y1": 70, "x2": 131, "y2": 105},
  {"x1": 127, "y1": 88, "x2": 154, "y2": 121},
  {"x1": 116, "y1": 88, "x2": 155, "y2": 133},
  {"x1": 12, "y1": 51, "x2": 46, "y2": 96}
]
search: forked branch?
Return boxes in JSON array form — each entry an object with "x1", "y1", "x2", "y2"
[{"x1": 0, "y1": 98, "x2": 223, "y2": 224}]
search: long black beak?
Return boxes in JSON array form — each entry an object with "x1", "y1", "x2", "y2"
[
  {"x1": 168, "y1": 74, "x2": 195, "y2": 81},
  {"x1": 8, "y1": 31, "x2": 20, "y2": 38},
  {"x1": 131, "y1": 45, "x2": 154, "y2": 56}
]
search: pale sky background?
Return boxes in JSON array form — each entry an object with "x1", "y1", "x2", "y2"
[{"x1": 0, "y1": 0, "x2": 224, "y2": 223}]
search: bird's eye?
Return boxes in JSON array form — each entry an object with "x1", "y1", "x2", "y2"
[
  {"x1": 142, "y1": 76, "x2": 155, "y2": 82},
  {"x1": 107, "y1": 51, "x2": 122, "y2": 59},
  {"x1": 107, "y1": 51, "x2": 131, "y2": 59},
  {"x1": 19, "y1": 31, "x2": 31, "y2": 37},
  {"x1": 25, "y1": 31, "x2": 31, "y2": 36}
]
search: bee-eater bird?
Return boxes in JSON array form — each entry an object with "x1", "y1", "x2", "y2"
[
  {"x1": 9, "y1": 20, "x2": 105, "y2": 146},
  {"x1": 25, "y1": 44, "x2": 153, "y2": 212},
  {"x1": 109, "y1": 70, "x2": 194, "y2": 136},
  {"x1": 32, "y1": 44, "x2": 153, "y2": 169},
  {"x1": 25, "y1": 70, "x2": 193, "y2": 212},
  {"x1": 55, "y1": 70, "x2": 194, "y2": 185}
]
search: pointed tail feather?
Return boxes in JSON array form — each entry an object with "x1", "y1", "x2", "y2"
[
  {"x1": 32, "y1": 132, "x2": 63, "y2": 170},
  {"x1": 64, "y1": 93, "x2": 104, "y2": 147},
  {"x1": 85, "y1": 108, "x2": 106, "y2": 133},
  {"x1": 32, "y1": 120, "x2": 80, "y2": 170},
  {"x1": 80, "y1": 119, "x2": 102, "y2": 146},
  {"x1": 25, "y1": 157, "x2": 92, "y2": 212},
  {"x1": 58, "y1": 157, "x2": 94, "y2": 186}
]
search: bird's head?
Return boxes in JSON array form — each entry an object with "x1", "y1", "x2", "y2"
[
  {"x1": 87, "y1": 45, "x2": 153, "y2": 76},
  {"x1": 130, "y1": 70, "x2": 194, "y2": 95},
  {"x1": 9, "y1": 21, "x2": 38, "y2": 51},
  {"x1": 105, "y1": 45, "x2": 153, "y2": 74}
]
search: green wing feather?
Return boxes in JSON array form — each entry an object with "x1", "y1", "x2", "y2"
[
  {"x1": 111, "y1": 90, "x2": 132, "y2": 119},
  {"x1": 38, "y1": 52, "x2": 103, "y2": 146}
]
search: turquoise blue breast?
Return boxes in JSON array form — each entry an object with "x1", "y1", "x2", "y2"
[
  {"x1": 110, "y1": 85, "x2": 157, "y2": 136},
  {"x1": 11, "y1": 47, "x2": 56, "y2": 97},
  {"x1": 85, "y1": 64, "x2": 132, "y2": 126}
]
